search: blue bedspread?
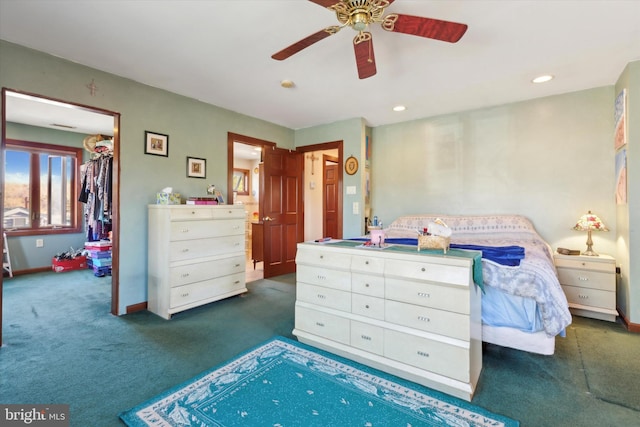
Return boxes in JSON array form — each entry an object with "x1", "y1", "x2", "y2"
[{"x1": 351, "y1": 238, "x2": 525, "y2": 266}]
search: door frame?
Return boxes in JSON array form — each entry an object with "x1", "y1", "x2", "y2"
[
  {"x1": 297, "y1": 141, "x2": 344, "y2": 240},
  {"x1": 226, "y1": 132, "x2": 276, "y2": 206},
  {"x1": 1, "y1": 88, "x2": 121, "y2": 346}
]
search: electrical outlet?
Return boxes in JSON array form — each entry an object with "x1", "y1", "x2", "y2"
[{"x1": 36, "y1": 239, "x2": 44, "y2": 248}]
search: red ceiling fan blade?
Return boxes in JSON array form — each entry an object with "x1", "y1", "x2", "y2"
[
  {"x1": 308, "y1": 0, "x2": 341, "y2": 7},
  {"x1": 272, "y1": 26, "x2": 341, "y2": 61},
  {"x1": 382, "y1": 13, "x2": 468, "y2": 43},
  {"x1": 353, "y1": 32, "x2": 377, "y2": 79}
]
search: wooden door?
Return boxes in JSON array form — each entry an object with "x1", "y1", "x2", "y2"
[
  {"x1": 261, "y1": 147, "x2": 303, "y2": 278},
  {"x1": 323, "y1": 155, "x2": 339, "y2": 239}
]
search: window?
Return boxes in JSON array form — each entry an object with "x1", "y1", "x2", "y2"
[
  {"x1": 232, "y1": 168, "x2": 250, "y2": 195},
  {"x1": 4, "y1": 139, "x2": 82, "y2": 236}
]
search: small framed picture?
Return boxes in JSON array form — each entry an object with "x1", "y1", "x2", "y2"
[
  {"x1": 187, "y1": 156, "x2": 206, "y2": 178},
  {"x1": 144, "y1": 131, "x2": 169, "y2": 157}
]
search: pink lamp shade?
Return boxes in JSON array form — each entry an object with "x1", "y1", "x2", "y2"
[{"x1": 573, "y1": 210, "x2": 608, "y2": 256}]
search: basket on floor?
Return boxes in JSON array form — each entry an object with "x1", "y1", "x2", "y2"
[{"x1": 417, "y1": 235, "x2": 450, "y2": 253}]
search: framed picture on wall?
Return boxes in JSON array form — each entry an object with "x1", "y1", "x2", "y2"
[
  {"x1": 144, "y1": 131, "x2": 169, "y2": 157},
  {"x1": 187, "y1": 157, "x2": 206, "y2": 178}
]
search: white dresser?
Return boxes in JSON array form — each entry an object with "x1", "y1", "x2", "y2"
[
  {"x1": 148, "y1": 205, "x2": 247, "y2": 319},
  {"x1": 554, "y1": 253, "x2": 617, "y2": 322},
  {"x1": 294, "y1": 241, "x2": 482, "y2": 401}
]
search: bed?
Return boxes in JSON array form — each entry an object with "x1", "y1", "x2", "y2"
[{"x1": 378, "y1": 214, "x2": 572, "y2": 355}]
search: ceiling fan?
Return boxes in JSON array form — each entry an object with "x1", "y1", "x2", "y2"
[{"x1": 272, "y1": 0, "x2": 468, "y2": 79}]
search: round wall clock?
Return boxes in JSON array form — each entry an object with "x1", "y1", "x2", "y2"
[{"x1": 345, "y1": 156, "x2": 359, "y2": 175}]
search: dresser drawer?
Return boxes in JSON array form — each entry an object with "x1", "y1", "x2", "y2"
[
  {"x1": 169, "y1": 235, "x2": 244, "y2": 262},
  {"x1": 297, "y1": 283, "x2": 351, "y2": 312},
  {"x1": 386, "y1": 259, "x2": 470, "y2": 287},
  {"x1": 168, "y1": 207, "x2": 215, "y2": 220},
  {"x1": 352, "y1": 273, "x2": 384, "y2": 297},
  {"x1": 296, "y1": 246, "x2": 351, "y2": 270},
  {"x1": 385, "y1": 300, "x2": 469, "y2": 341},
  {"x1": 170, "y1": 219, "x2": 244, "y2": 241},
  {"x1": 210, "y1": 207, "x2": 246, "y2": 220},
  {"x1": 295, "y1": 304, "x2": 350, "y2": 345},
  {"x1": 169, "y1": 272, "x2": 245, "y2": 309},
  {"x1": 351, "y1": 255, "x2": 384, "y2": 274},
  {"x1": 352, "y1": 293, "x2": 385, "y2": 320},
  {"x1": 169, "y1": 255, "x2": 245, "y2": 287},
  {"x1": 384, "y1": 330, "x2": 470, "y2": 383},
  {"x1": 554, "y1": 257, "x2": 615, "y2": 273},
  {"x1": 562, "y1": 285, "x2": 615, "y2": 310},
  {"x1": 385, "y1": 278, "x2": 470, "y2": 314},
  {"x1": 296, "y1": 265, "x2": 351, "y2": 292},
  {"x1": 351, "y1": 320, "x2": 384, "y2": 355},
  {"x1": 557, "y1": 268, "x2": 614, "y2": 292}
]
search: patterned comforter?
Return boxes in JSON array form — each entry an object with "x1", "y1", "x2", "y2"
[{"x1": 384, "y1": 215, "x2": 572, "y2": 337}]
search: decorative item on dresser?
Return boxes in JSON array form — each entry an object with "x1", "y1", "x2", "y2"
[
  {"x1": 572, "y1": 210, "x2": 609, "y2": 256},
  {"x1": 554, "y1": 252, "x2": 617, "y2": 322},
  {"x1": 147, "y1": 205, "x2": 247, "y2": 319},
  {"x1": 294, "y1": 241, "x2": 482, "y2": 401}
]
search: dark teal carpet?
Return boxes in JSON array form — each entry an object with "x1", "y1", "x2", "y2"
[{"x1": 120, "y1": 336, "x2": 518, "y2": 427}]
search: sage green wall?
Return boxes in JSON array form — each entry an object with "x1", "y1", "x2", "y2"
[
  {"x1": 4, "y1": 122, "x2": 89, "y2": 271},
  {"x1": 372, "y1": 87, "x2": 617, "y2": 256},
  {"x1": 615, "y1": 61, "x2": 640, "y2": 323},
  {"x1": 1, "y1": 40, "x2": 294, "y2": 314},
  {"x1": 295, "y1": 118, "x2": 367, "y2": 238}
]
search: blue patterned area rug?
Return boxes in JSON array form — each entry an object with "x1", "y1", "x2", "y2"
[{"x1": 120, "y1": 337, "x2": 518, "y2": 427}]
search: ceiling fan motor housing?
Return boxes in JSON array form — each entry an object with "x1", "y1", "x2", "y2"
[{"x1": 334, "y1": 0, "x2": 389, "y2": 31}]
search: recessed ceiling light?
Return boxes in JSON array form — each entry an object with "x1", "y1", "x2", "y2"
[
  {"x1": 393, "y1": 105, "x2": 406, "y2": 112},
  {"x1": 532, "y1": 74, "x2": 554, "y2": 84}
]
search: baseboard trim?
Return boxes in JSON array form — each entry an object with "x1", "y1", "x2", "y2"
[
  {"x1": 126, "y1": 301, "x2": 147, "y2": 314},
  {"x1": 617, "y1": 308, "x2": 640, "y2": 333}
]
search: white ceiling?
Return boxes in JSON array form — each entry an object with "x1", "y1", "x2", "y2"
[{"x1": 1, "y1": 0, "x2": 639, "y2": 132}]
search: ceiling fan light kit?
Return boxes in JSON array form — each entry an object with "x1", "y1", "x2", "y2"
[{"x1": 272, "y1": 0, "x2": 468, "y2": 79}]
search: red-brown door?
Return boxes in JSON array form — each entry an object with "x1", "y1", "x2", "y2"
[
  {"x1": 323, "y1": 155, "x2": 339, "y2": 239},
  {"x1": 261, "y1": 147, "x2": 303, "y2": 278}
]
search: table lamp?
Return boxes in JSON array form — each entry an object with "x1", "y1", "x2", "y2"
[{"x1": 573, "y1": 210, "x2": 608, "y2": 256}]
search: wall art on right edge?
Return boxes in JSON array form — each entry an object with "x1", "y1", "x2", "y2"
[
  {"x1": 614, "y1": 88, "x2": 626, "y2": 150},
  {"x1": 615, "y1": 148, "x2": 627, "y2": 205}
]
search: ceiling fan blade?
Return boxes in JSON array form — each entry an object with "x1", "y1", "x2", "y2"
[
  {"x1": 272, "y1": 26, "x2": 341, "y2": 61},
  {"x1": 308, "y1": 0, "x2": 341, "y2": 7},
  {"x1": 382, "y1": 13, "x2": 468, "y2": 43},
  {"x1": 353, "y1": 32, "x2": 377, "y2": 79}
]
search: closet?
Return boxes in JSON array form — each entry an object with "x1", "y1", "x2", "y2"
[{"x1": 79, "y1": 136, "x2": 113, "y2": 241}]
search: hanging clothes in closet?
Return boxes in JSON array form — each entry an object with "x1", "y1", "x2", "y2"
[{"x1": 79, "y1": 153, "x2": 113, "y2": 242}]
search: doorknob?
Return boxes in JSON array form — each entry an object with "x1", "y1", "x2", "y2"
[{"x1": 263, "y1": 216, "x2": 273, "y2": 221}]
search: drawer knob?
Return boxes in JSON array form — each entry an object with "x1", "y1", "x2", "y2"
[
  {"x1": 421, "y1": 267, "x2": 426, "y2": 272},
  {"x1": 579, "y1": 294, "x2": 589, "y2": 299},
  {"x1": 181, "y1": 228, "x2": 189, "y2": 233},
  {"x1": 418, "y1": 316, "x2": 430, "y2": 322},
  {"x1": 365, "y1": 261, "x2": 369, "y2": 265},
  {"x1": 181, "y1": 292, "x2": 189, "y2": 297},
  {"x1": 181, "y1": 273, "x2": 190, "y2": 278},
  {"x1": 181, "y1": 249, "x2": 189, "y2": 253},
  {"x1": 365, "y1": 305, "x2": 370, "y2": 309},
  {"x1": 578, "y1": 276, "x2": 589, "y2": 281},
  {"x1": 316, "y1": 322, "x2": 325, "y2": 327},
  {"x1": 418, "y1": 292, "x2": 430, "y2": 298},
  {"x1": 320, "y1": 255, "x2": 324, "y2": 259},
  {"x1": 365, "y1": 283, "x2": 370, "y2": 287},
  {"x1": 317, "y1": 294, "x2": 326, "y2": 299},
  {"x1": 417, "y1": 350, "x2": 430, "y2": 358},
  {"x1": 361, "y1": 335, "x2": 372, "y2": 341}
]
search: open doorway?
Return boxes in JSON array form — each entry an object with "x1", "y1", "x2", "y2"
[{"x1": 1, "y1": 88, "x2": 120, "y2": 345}]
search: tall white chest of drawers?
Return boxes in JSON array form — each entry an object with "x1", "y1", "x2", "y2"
[
  {"x1": 148, "y1": 205, "x2": 247, "y2": 319},
  {"x1": 294, "y1": 242, "x2": 482, "y2": 401}
]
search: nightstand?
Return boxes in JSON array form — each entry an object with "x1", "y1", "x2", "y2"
[{"x1": 554, "y1": 253, "x2": 617, "y2": 322}]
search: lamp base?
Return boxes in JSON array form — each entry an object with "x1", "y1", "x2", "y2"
[{"x1": 583, "y1": 229, "x2": 599, "y2": 256}]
